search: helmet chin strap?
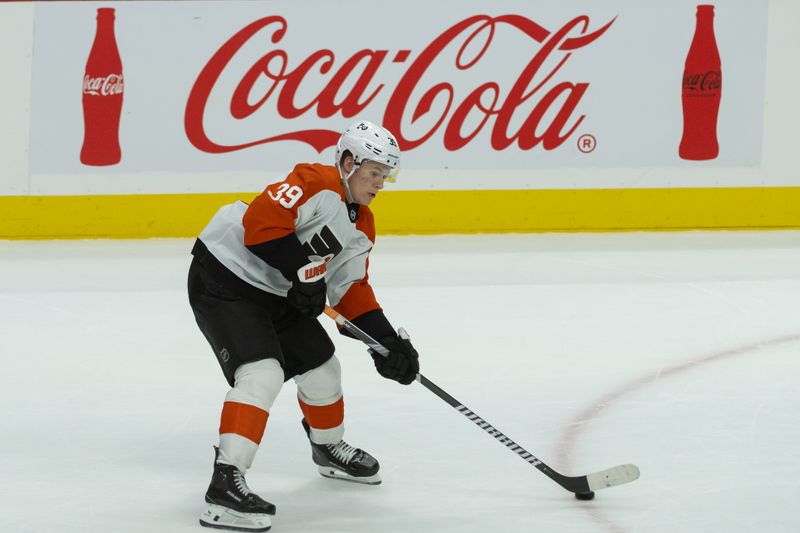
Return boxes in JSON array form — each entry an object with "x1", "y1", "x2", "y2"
[{"x1": 336, "y1": 162, "x2": 358, "y2": 204}]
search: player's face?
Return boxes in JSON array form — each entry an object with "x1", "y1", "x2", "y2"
[{"x1": 348, "y1": 160, "x2": 391, "y2": 205}]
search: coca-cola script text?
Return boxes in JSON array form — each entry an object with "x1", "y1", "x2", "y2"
[{"x1": 185, "y1": 14, "x2": 615, "y2": 154}]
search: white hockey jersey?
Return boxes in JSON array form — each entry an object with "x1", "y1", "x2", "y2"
[{"x1": 197, "y1": 163, "x2": 382, "y2": 321}]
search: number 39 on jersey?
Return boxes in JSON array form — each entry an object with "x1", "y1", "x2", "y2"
[{"x1": 268, "y1": 184, "x2": 303, "y2": 208}]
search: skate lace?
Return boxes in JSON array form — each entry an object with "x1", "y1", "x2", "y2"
[
  {"x1": 232, "y1": 469, "x2": 253, "y2": 497},
  {"x1": 326, "y1": 441, "x2": 359, "y2": 464}
]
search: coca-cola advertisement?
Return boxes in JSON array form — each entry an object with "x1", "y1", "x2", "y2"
[
  {"x1": 27, "y1": 0, "x2": 769, "y2": 196},
  {"x1": 81, "y1": 7, "x2": 124, "y2": 166},
  {"x1": 680, "y1": 4, "x2": 722, "y2": 161}
]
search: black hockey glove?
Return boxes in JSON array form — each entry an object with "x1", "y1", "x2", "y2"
[
  {"x1": 286, "y1": 256, "x2": 328, "y2": 318},
  {"x1": 369, "y1": 328, "x2": 420, "y2": 385},
  {"x1": 287, "y1": 278, "x2": 326, "y2": 318}
]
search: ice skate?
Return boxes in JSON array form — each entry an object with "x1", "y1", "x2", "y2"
[
  {"x1": 301, "y1": 419, "x2": 381, "y2": 485},
  {"x1": 199, "y1": 447, "x2": 275, "y2": 532}
]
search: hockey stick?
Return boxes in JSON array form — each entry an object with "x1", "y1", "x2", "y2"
[{"x1": 324, "y1": 305, "x2": 640, "y2": 498}]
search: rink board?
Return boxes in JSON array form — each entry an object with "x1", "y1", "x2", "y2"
[
  {"x1": 2, "y1": 1, "x2": 799, "y2": 237},
  {"x1": 1, "y1": 187, "x2": 799, "y2": 239}
]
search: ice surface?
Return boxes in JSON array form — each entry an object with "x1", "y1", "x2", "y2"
[{"x1": 1, "y1": 231, "x2": 799, "y2": 533}]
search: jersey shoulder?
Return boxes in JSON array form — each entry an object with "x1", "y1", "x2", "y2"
[
  {"x1": 290, "y1": 163, "x2": 343, "y2": 199},
  {"x1": 243, "y1": 164, "x2": 342, "y2": 245}
]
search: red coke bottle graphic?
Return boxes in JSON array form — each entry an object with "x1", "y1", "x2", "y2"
[
  {"x1": 679, "y1": 5, "x2": 722, "y2": 161},
  {"x1": 80, "y1": 7, "x2": 124, "y2": 166}
]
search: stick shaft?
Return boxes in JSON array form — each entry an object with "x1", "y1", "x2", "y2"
[{"x1": 323, "y1": 306, "x2": 595, "y2": 493}]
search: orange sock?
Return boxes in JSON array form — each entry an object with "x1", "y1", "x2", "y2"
[
  {"x1": 298, "y1": 396, "x2": 344, "y2": 430},
  {"x1": 219, "y1": 401, "x2": 269, "y2": 444}
]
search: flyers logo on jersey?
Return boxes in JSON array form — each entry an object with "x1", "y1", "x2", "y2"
[
  {"x1": 302, "y1": 226, "x2": 343, "y2": 260},
  {"x1": 297, "y1": 226, "x2": 342, "y2": 282}
]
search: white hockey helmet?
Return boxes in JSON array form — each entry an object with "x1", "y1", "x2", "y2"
[{"x1": 335, "y1": 120, "x2": 400, "y2": 182}]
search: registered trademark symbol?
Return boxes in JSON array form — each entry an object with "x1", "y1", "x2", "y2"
[{"x1": 578, "y1": 134, "x2": 596, "y2": 154}]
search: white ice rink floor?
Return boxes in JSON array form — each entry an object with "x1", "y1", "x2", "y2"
[{"x1": 1, "y1": 231, "x2": 799, "y2": 533}]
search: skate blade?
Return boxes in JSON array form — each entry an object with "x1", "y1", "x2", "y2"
[
  {"x1": 317, "y1": 466, "x2": 381, "y2": 485},
  {"x1": 199, "y1": 504, "x2": 271, "y2": 532}
]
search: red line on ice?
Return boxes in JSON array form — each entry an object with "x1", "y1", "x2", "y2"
[{"x1": 555, "y1": 333, "x2": 800, "y2": 533}]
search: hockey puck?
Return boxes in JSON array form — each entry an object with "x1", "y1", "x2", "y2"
[{"x1": 574, "y1": 491, "x2": 595, "y2": 500}]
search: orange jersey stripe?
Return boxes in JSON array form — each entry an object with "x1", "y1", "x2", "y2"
[
  {"x1": 354, "y1": 206, "x2": 376, "y2": 243},
  {"x1": 298, "y1": 396, "x2": 345, "y2": 430},
  {"x1": 219, "y1": 401, "x2": 269, "y2": 445},
  {"x1": 334, "y1": 279, "x2": 381, "y2": 320}
]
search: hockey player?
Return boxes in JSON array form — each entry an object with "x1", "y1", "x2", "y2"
[{"x1": 188, "y1": 120, "x2": 420, "y2": 532}]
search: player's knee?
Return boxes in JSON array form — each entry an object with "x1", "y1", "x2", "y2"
[
  {"x1": 295, "y1": 355, "x2": 342, "y2": 404},
  {"x1": 229, "y1": 358, "x2": 285, "y2": 411}
]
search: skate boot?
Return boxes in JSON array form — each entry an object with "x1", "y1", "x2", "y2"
[
  {"x1": 199, "y1": 447, "x2": 275, "y2": 532},
  {"x1": 301, "y1": 419, "x2": 381, "y2": 485}
]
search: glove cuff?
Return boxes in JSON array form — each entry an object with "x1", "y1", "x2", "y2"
[
  {"x1": 296, "y1": 256, "x2": 328, "y2": 284},
  {"x1": 350, "y1": 309, "x2": 395, "y2": 341}
]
